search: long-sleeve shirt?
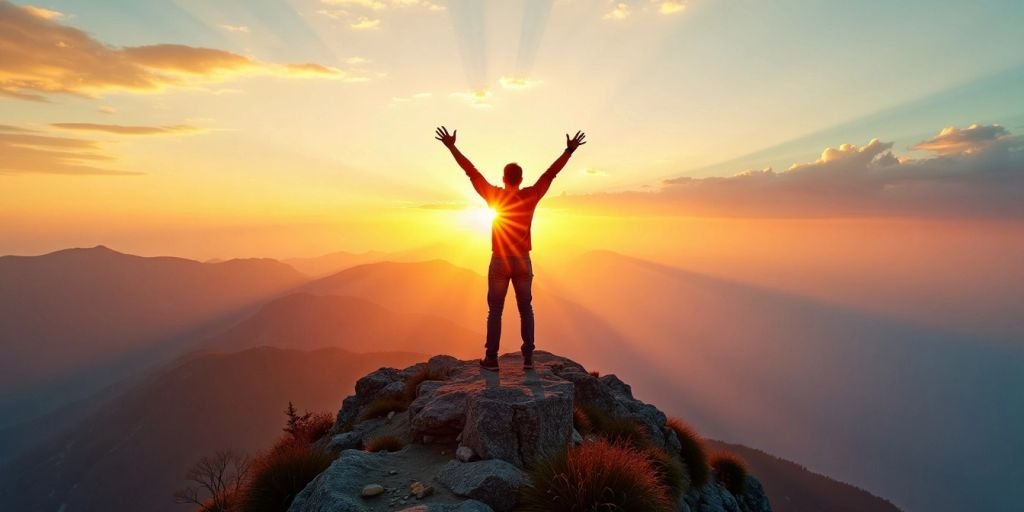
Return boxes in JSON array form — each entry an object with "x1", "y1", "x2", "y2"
[{"x1": 452, "y1": 147, "x2": 572, "y2": 256}]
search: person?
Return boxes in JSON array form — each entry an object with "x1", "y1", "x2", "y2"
[{"x1": 435, "y1": 126, "x2": 587, "y2": 371}]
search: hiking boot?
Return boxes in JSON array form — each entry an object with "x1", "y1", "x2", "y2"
[
  {"x1": 479, "y1": 356, "x2": 499, "y2": 372},
  {"x1": 523, "y1": 353, "x2": 534, "y2": 370}
]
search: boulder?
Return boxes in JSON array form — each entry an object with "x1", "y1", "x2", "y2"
[
  {"x1": 288, "y1": 450, "x2": 385, "y2": 512},
  {"x1": 435, "y1": 460, "x2": 529, "y2": 512},
  {"x1": 683, "y1": 476, "x2": 771, "y2": 512},
  {"x1": 411, "y1": 352, "x2": 574, "y2": 467}
]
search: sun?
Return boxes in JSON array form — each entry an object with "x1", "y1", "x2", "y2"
[{"x1": 459, "y1": 206, "x2": 498, "y2": 234}]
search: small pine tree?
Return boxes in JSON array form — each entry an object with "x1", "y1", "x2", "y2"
[{"x1": 283, "y1": 401, "x2": 312, "y2": 440}]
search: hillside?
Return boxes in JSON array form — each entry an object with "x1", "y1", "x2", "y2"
[
  {"x1": 704, "y1": 440, "x2": 900, "y2": 512},
  {"x1": 207, "y1": 293, "x2": 481, "y2": 356},
  {"x1": 0, "y1": 245, "x2": 306, "y2": 425},
  {"x1": 1, "y1": 347, "x2": 424, "y2": 512}
]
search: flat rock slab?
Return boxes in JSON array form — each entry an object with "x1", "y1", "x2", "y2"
[
  {"x1": 435, "y1": 460, "x2": 529, "y2": 512},
  {"x1": 289, "y1": 446, "x2": 478, "y2": 512},
  {"x1": 409, "y1": 353, "x2": 575, "y2": 468}
]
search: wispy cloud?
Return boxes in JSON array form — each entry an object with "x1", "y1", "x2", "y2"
[
  {"x1": 656, "y1": 1, "x2": 686, "y2": 15},
  {"x1": 350, "y1": 17, "x2": 381, "y2": 30},
  {"x1": 0, "y1": 125, "x2": 138, "y2": 176},
  {"x1": 0, "y1": 1, "x2": 346, "y2": 101},
  {"x1": 499, "y1": 76, "x2": 542, "y2": 90},
  {"x1": 22, "y1": 4, "x2": 62, "y2": 19},
  {"x1": 219, "y1": 24, "x2": 250, "y2": 33},
  {"x1": 449, "y1": 90, "x2": 494, "y2": 109},
  {"x1": 604, "y1": 3, "x2": 631, "y2": 20},
  {"x1": 50, "y1": 123, "x2": 203, "y2": 136}
]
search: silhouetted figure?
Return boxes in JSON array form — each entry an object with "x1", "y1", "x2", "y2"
[{"x1": 436, "y1": 126, "x2": 587, "y2": 371}]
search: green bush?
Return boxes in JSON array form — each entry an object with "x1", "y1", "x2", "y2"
[
  {"x1": 241, "y1": 439, "x2": 334, "y2": 512},
  {"x1": 358, "y1": 397, "x2": 408, "y2": 421},
  {"x1": 710, "y1": 452, "x2": 748, "y2": 496},
  {"x1": 520, "y1": 439, "x2": 673, "y2": 512},
  {"x1": 365, "y1": 435, "x2": 404, "y2": 453},
  {"x1": 665, "y1": 417, "x2": 710, "y2": 489}
]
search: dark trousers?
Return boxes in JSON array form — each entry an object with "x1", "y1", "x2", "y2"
[{"x1": 485, "y1": 253, "x2": 534, "y2": 359}]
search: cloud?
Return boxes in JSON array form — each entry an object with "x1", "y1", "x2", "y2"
[
  {"x1": 0, "y1": 125, "x2": 138, "y2": 176},
  {"x1": 556, "y1": 124, "x2": 1024, "y2": 219},
  {"x1": 317, "y1": 0, "x2": 443, "y2": 22},
  {"x1": 350, "y1": 17, "x2": 382, "y2": 30},
  {"x1": 50, "y1": 123, "x2": 203, "y2": 136},
  {"x1": 0, "y1": 1, "x2": 345, "y2": 101},
  {"x1": 604, "y1": 3, "x2": 631, "y2": 20},
  {"x1": 449, "y1": 89, "x2": 494, "y2": 109},
  {"x1": 584, "y1": 167, "x2": 610, "y2": 177},
  {"x1": 499, "y1": 76, "x2": 542, "y2": 90},
  {"x1": 656, "y1": 1, "x2": 686, "y2": 14},
  {"x1": 23, "y1": 4, "x2": 62, "y2": 19},
  {"x1": 219, "y1": 24, "x2": 250, "y2": 33},
  {"x1": 910, "y1": 123, "x2": 1013, "y2": 155}
]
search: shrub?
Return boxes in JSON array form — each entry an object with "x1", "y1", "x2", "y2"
[
  {"x1": 589, "y1": 370, "x2": 601, "y2": 378},
  {"x1": 665, "y1": 417, "x2": 710, "y2": 489},
  {"x1": 359, "y1": 397, "x2": 408, "y2": 421},
  {"x1": 573, "y1": 406, "x2": 593, "y2": 436},
  {"x1": 241, "y1": 439, "x2": 335, "y2": 512},
  {"x1": 521, "y1": 439, "x2": 673, "y2": 512},
  {"x1": 365, "y1": 435, "x2": 404, "y2": 453},
  {"x1": 647, "y1": 448, "x2": 688, "y2": 502},
  {"x1": 283, "y1": 403, "x2": 334, "y2": 443},
  {"x1": 710, "y1": 452, "x2": 748, "y2": 496},
  {"x1": 597, "y1": 417, "x2": 652, "y2": 452}
]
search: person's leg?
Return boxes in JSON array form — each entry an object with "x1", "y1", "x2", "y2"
[
  {"x1": 510, "y1": 254, "x2": 535, "y2": 358},
  {"x1": 485, "y1": 255, "x2": 511, "y2": 360}
]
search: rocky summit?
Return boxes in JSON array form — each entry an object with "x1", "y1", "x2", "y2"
[{"x1": 290, "y1": 352, "x2": 772, "y2": 512}]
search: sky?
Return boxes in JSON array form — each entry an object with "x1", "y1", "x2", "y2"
[{"x1": 2, "y1": 0, "x2": 1024, "y2": 258}]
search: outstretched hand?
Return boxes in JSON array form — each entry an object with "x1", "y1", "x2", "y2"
[
  {"x1": 435, "y1": 126, "x2": 457, "y2": 148},
  {"x1": 566, "y1": 131, "x2": 587, "y2": 152}
]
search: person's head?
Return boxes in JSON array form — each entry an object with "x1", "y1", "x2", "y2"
[{"x1": 503, "y1": 163, "x2": 523, "y2": 188}]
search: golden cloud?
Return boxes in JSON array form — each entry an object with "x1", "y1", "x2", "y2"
[
  {"x1": 0, "y1": 125, "x2": 138, "y2": 176},
  {"x1": 50, "y1": 123, "x2": 203, "y2": 136},
  {"x1": 657, "y1": 1, "x2": 687, "y2": 15},
  {"x1": 350, "y1": 17, "x2": 382, "y2": 30},
  {"x1": 911, "y1": 124, "x2": 1012, "y2": 155},
  {"x1": 0, "y1": 1, "x2": 344, "y2": 101},
  {"x1": 604, "y1": 3, "x2": 632, "y2": 20}
]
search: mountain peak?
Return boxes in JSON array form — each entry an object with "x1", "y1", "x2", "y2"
[{"x1": 292, "y1": 352, "x2": 771, "y2": 512}]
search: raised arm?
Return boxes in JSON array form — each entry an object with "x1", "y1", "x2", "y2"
[
  {"x1": 533, "y1": 130, "x2": 586, "y2": 198},
  {"x1": 435, "y1": 126, "x2": 498, "y2": 202}
]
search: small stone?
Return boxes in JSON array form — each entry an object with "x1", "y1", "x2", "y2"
[
  {"x1": 361, "y1": 484, "x2": 385, "y2": 498},
  {"x1": 456, "y1": 445, "x2": 475, "y2": 462},
  {"x1": 410, "y1": 481, "x2": 434, "y2": 499},
  {"x1": 440, "y1": 450, "x2": 447, "y2": 455},
  {"x1": 572, "y1": 429, "x2": 584, "y2": 445},
  {"x1": 389, "y1": 469, "x2": 398, "y2": 475},
  {"x1": 387, "y1": 410, "x2": 396, "y2": 421}
]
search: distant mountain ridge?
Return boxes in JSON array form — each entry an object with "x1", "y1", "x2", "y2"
[{"x1": 0, "y1": 245, "x2": 305, "y2": 424}]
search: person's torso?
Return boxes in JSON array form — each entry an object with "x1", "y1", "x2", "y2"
[{"x1": 489, "y1": 187, "x2": 541, "y2": 255}]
